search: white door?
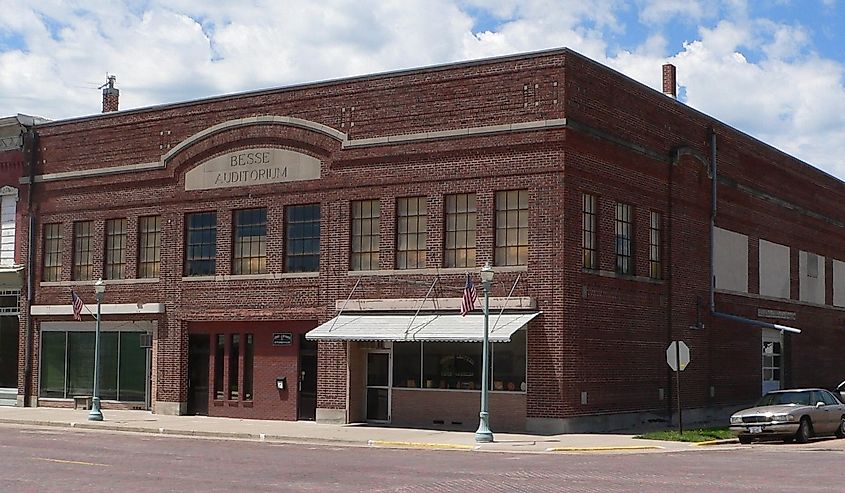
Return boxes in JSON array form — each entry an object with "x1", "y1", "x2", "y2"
[
  {"x1": 762, "y1": 329, "x2": 783, "y2": 395},
  {"x1": 365, "y1": 350, "x2": 392, "y2": 422}
]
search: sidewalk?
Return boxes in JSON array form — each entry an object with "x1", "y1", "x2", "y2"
[{"x1": 0, "y1": 406, "x2": 726, "y2": 454}]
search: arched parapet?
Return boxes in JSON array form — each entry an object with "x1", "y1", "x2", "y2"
[{"x1": 163, "y1": 116, "x2": 348, "y2": 165}]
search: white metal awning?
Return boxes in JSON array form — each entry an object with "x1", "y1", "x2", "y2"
[{"x1": 306, "y1": 312, "x2": 541, "y2": 343}]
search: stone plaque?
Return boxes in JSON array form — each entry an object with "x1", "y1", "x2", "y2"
[
  {"x1": 185, "y1": 148, "x2": 321, "y2": 191},
  {"x1": 757, "y1": 308, "x2": 796, "y2": 321}
]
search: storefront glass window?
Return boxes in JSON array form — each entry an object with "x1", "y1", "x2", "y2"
[
  {"x1": 392, "y1": 342, "x2": 421, "y2": 388},
  {"x1": 39, "y1": 331, "x2": 147, "y2": 401},
  {"x1": 214, "y1": 334, "x2": 224, "y2": 399},
  {"x1": 244, "y1": 334, "x2": 254, "y2": 401},
  {"x1": 229, "y1": 334, "x2": 239, "y2": 400}
]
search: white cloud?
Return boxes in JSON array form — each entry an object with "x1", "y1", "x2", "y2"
[{"x1": 1, "y1": 0, "x2": 844, "y2": 179}]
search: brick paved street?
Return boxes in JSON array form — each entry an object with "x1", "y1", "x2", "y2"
[{"x1": 1, "y1": 424, "x2": 843, "y2": 492}]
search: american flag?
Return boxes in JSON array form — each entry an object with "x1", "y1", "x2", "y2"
[
  {"x1": 460, "y1": 273, "x2": 477, "y2": 316},
  {"x1": 71, "y1": 290, "x2": 84, "y2": 321}
]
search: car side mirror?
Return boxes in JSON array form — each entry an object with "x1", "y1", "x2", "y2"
[{"x1": 816, "y1": 402, "x2": 825, "y2": 408}]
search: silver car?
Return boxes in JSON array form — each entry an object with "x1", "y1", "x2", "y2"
[{"x1": 730, "y1": 388, "x2": 845, "y2": 444}]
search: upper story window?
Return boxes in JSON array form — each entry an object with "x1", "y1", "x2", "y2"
[
  {"x1": 72, "y1": 221, "x2": 94, "y2": 281},
  {"x1": 286, "y1": 204, "x2": 320, "y2": 273},
  {"x1": 649, "y1": 211, "x2": 662, "y2": 279},
  {"x1": 138, "y1": 216, "x2": 161, "y2": 278},
  {"x1": 185, "y1": 212, "x2": 217, "y2": 276},
  {"x1": 396, "y1": 197, "x2": 427, "y2": 269},
  {"x1": 43, "y1": 223, "x2": 62, "y2": 282},
  {"x1": 104, "y1": 218, "x2": 128, "y2": 280},
  {"x1": 444, "y1": 193, "x2": 476, "y2": 268},
  {"x1": 232, "y1": 208, "x2": 267, "y2": 275},
  {"x1": 351, "y1": 200, "x2": 380, "y2": 271},
  {"x1": 0, "y1": 187, "x2": 17, "y2": 267},
  {"x1": 495, "y1": 190, "x2": 528, "y2": 266},
  {"x1": 582, "y1": 194, "x2": 597, "y2": 270},
  {"x1": 615, "y1": 202, "x2": 633, "y2": 275}
]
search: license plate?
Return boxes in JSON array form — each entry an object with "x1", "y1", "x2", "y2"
[{"x1": 749, "y1": 426, "x2": 763, "y2": 434}]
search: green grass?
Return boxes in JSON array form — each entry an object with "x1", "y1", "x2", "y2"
[{"x1": 635, "y1": 427, "x2": 734, "y2": 442}]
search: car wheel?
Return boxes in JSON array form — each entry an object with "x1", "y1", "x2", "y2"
[
  {"x1": 795, "y1": 417, "x2": 812, "y2": 444},
  {"x1": 836, "y1": 416, "x2": 845, "y2": 439},
  {"x1": 738, "y1": 435, "x2": 752, "y2": 444}
]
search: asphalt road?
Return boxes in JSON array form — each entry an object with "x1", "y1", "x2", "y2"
[{"x1": 1, "y1": 424, "x2": 844, "y2": 492}]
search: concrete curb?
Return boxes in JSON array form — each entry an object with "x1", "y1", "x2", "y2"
[
  {"x1": 368, "y1": 440, "x2": 475, "y2": 451},
  {"x1": 545, "y1": 445, "x2": 664, "y2": 452},
  {"x1": 692, "y1": 438, "x2": 739, "y2": 446}
]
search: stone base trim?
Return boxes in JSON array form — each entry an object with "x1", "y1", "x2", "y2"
[
  {"x1": 527, "y1": 404, "x2": 745, "y2": 434},
  {"x1": 316, "y1": 408, "x2": 346, "y2": 424},
  {"x1": 155, "y1": 401, "x2": 187, "y2": 416}
]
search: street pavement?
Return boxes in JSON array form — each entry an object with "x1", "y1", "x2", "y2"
[{"x1": 0, "y1": 406, "x2": 714, "y2": 453}]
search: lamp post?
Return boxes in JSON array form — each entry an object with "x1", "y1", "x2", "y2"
[
  {"x1": 475, "y1": 262, "x2": 494, "y2": 443},
  {"x1": 88, "y1": 279, "x2": 105, "y2": 421}
]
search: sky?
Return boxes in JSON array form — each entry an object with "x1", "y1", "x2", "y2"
[{"x1": 1, "y1": 0, "x2": 844, "y2": 178}]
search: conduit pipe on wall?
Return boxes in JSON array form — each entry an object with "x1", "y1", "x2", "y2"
[
  {"x1": 706, "y1": 129, "x2": 801, "y2": 334},
  {"x1": 22, "y1": 128, "x2": 37, "y2": 406}
]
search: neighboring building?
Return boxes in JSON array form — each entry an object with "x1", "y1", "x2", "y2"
[
  {"x1": 15, "y1": 49, "x2": 845, "y2": 432},
  {"x1": 0, "y1": 114, "x2": 46, "y2": 405}
]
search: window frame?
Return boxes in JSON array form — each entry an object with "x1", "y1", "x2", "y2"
[
  {"x1": 494, "y1": 190, "x2": 529, "y2": 267},
  {"x1": 72, "y1": 220, "x2": 94, "y2": 281},
  {"x1": 444, "y1": 193, "x2": 477, "y2": 268},
  {"x1": 582, "y1": 193, "x2": 597, "y2": 270},
  {"x1": 43, "y1": 223, "x2": 63, "y2": 282},
  {"x1": 137, "y1": 215, "x2": 161, "y2": 279},
  {"x1": 350, "y1": 199, "x2": 380, "y2": 271},
  {"x1": 615, "y1": 202, "x2": 633, "y2": 275},
  {"x1": 649, "y1": 211, "x2": 662, "y2": 279},
  {"x1": 184, "y1": 211, "x2": 217, "y2": 277},
  {"x1": 285, "y1": 204, "x2": 321, "y2": 273},
  {"x1": 104, "y1": 218, "x2": 128, "y2": 280},
  {"x1": 232, "y1": 207, "x2": 268, "y2": 275},
  {"x1": 396, "y1": 196, "x2": 427, "y2": 269}
]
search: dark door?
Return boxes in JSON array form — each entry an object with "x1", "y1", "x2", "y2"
[
  {"x1": 0, "y1": 315, "x2": 19, "y2": 388},
  {"x1": 298, "y1": 334, "x2": 317, "y2": 421},
  {"x1": 187, "y1": 334, "x2": 210, "y2": 415}
]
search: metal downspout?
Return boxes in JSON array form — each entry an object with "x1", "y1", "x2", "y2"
[
  {"x1": 709, "y1": 129, "x2": 717, "y2": 313},
  {"x1": 22, "y1": 128, "x2": 37, "y2": 407}
]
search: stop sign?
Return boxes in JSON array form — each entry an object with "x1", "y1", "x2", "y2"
[{"x1": 666, "y1": 341, "x2": 690, "y2": 371}]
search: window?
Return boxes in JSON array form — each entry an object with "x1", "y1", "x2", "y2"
[
  {"x1": 184, "y1": 212, "x2": 216, "y2": 276},
  {"x1": 582, "y1": 194, "x2": 597, "y2": 270},
  {"x1": 39, "y1": 330, "x2": 147, "y2": 401},
  {"x1": 351, "y1": 200, "x2": 380, "y2": 270},
  {"x1": 392, "y1": 330, "x2": 527, "y2": 392},
  {"x1": 396, "y1": 197, "x2": 427, "y2": 269},
  {"x1": 214, "y1": 334, "x2": 224, "y2": 400},
  {"x1": 229, "y1": 334, "x2": 239, "y2": 400},
  {"x1": 233, "y1": 208, "x2": 267, "y2": 275},
  {"x1": 649, "y1": 211, "x2": 661, "y2": 279},
  {"x1": 615, "y1": 202, "x2": 633, "y2": 275},
  {"x1": 495, "y1": 190, "x2": 528, "y2": 266},
  {"x1": 286, "y1": 204, "x2": 320, "y2": 273},
  {"x1": 104, "y1": 219, "x2": 127, "y2": 280},
  {"x1": 43, "y1": 223, "x2": 63, "y2": 282},
  {"x1": 72, "y1": 221, "x2": 94, "y2": 281},
  {"x1": 244, "y1": 334, "x2": 254, "y2": 401},
  {"x1": 138, "y1": 216, "x2": 161, "y2": 278},
  {"x1": 444, "y1": 193, "x2": 476, "y2": 268}
]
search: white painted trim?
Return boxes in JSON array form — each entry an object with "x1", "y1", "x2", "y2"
[
  {"x1": 31, "y1": 303, "x2": 165, "y2": 316},
  {"x1": 41, "y1": 320, "x2": 156, "y2": 331},
  {"x1": 334, "y1": 297, "x2": 536, "y2": 311},
  {"x1": 22, "y1": 118, "x2": 568, "y2": 184}
]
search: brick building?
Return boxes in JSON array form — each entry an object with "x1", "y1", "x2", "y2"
[{"x1": 13, "y1": 48, "x2": 845, "y2": 433}]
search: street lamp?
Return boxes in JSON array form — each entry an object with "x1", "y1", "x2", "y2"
[
  {"x1": 88, "y1": 278, "x2": 106, "y2": 421},
  {"x1": 475, "y1": 262, "x2": 494, "y2": 443}
]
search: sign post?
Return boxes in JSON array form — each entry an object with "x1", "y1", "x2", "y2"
[{"x1": 666, "y1": 341, "x2": 690, "y2": 434}]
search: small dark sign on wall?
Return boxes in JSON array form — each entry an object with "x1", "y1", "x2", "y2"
[{"x1": 272, "y1": 332, "x2": 293, "y2": 346}]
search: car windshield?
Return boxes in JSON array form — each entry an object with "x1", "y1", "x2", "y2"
[{"x1": 756, "y1": 391, "x2": 811, "y2": 406}]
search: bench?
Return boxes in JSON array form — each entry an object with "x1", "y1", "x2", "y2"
[{"x1": 73, "y1": 396, "x2": 92, "y2": 410}]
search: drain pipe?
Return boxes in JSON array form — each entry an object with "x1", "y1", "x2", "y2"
[
  {"x1": 22, "y1": 128, "x2": 37, "y2": 407},
  {"x1": 709, "y1": 128, "x2": 717, "y2": 313}
]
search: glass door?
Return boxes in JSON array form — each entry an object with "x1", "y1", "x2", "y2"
[
  {"x1": 365, "y1": 351, "x2": 391, "y2": 422},
  {"x1": 762, "y1": 329, "x2": 782, "y2": 395}
]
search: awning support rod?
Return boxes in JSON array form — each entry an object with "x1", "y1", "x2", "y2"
[
  {"x1": 492, "y1": 274, "x2": 521, "y2": 331},
  {"x1": 406, "y1": 277, "x2": 439, "y2": 336},
  {"x1": 329, "y1": 277, "x2": 361, "y2": 333},
  {"x1": 712, "y1": 311, "x2": 801, "y2": 334}
]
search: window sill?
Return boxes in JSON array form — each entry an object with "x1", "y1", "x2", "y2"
[
  {"x1": 348, "y1": 265, "x2": 528, "y2": 277},
  {"x1": 181, "y1": 272, "x2": 319, "y2": 282},
  {"x1": 582, "y1": 269, "x2": 663, "y2": 284},
  {"x1": 41, "y1": 278, "x2": 160, "y2": 287}
]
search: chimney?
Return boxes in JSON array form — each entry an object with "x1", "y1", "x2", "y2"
[
  {"x1": 662, "y1": 64, "x2": 677, "y2": 99},
  {"x1": 101, "y1": 75, "x2": 119, "y2": 113}
]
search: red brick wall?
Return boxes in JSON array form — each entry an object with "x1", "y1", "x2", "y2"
[{"x1": 391, "y1": 389, "x2": 526, "y2": 432}]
